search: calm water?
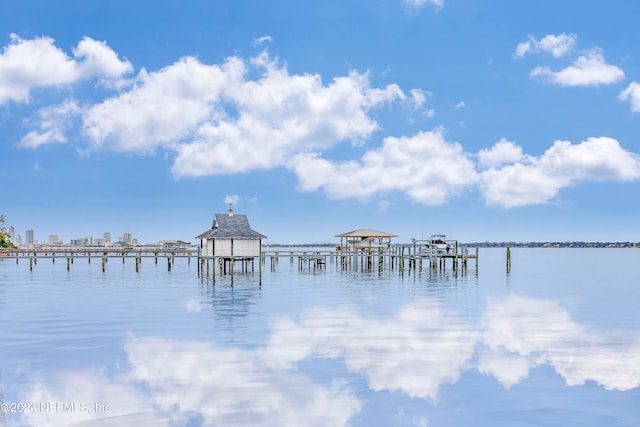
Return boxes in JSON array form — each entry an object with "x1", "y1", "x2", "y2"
[{"x1": 1, "y1": 248, "x2": 639, "y2": 426}]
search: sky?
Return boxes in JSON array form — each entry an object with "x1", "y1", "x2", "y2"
[{"x1": 1, "y1": 0, "x2": 640, "y2": 244}]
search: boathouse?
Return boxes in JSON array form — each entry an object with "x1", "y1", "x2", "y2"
[
  {"x1": 196, "y1": 208, "x2": 266, "y2": 258},
  {"x1": 336, "y1": 229, "x2": 397, "y2": 251}
]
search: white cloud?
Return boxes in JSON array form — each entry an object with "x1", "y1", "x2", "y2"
[
  {"x1": 73, "y1": 36, "x2": 133, "y2": 79},
  {"x1": 403, "y1": 0, "x2": 444, "y2": 10},
  {"x1": 479, "y1": 162, "x2": 561, "y2": 208},
  {"x1": 479, "y1": 136, "x2": 640, "y2": 207},
  {"x1": 620, "y1": 81, "x2": 640, "y2": 112},
  {"x1": 409, "y1": 88, "x2": 428, "y2": 108},
  {"x1": 19, "y1": 100, "x2": 82, "y2": 148},
  {"x1": 530, "y1": 49, "x2": 624, "y2": 87},
  {"x1": 251, "y1": 35, "x2": 273, "y2": 47},
  {"x1": 455, "y1": 101, "x2": 467, "y2": 109},
  {"x1": 514, "y1": 33, "x2": 577, "y2": 58},
  {"x1": 0, "y1": 34, "x2": 131, "y2": 104},
  {"x1": 477, "y1": 138, "x2": 526, "y2": 169},
  {"x1": 293, "y1": 132, "x2": 640, "y2": 208},
  {"x1": 76, "y1": 51, "x2": 405, "y2": 176},
  {"x1": 291, "y1": 128, "x2": 478, "y2": 205},
  {"x1": 83, "y1": 55, "x2": 244, "y2": 154},
  {"x1": 12, "y1": 36, "x2": 640, "y2": 209},
  {"x1": 224, "y1": 194, "x2": 240, "y2": 206}
]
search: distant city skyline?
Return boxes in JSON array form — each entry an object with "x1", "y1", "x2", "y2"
[
  {"x1": 4, "y1": 221, "x2": 638, "y2": 248},
  {"x1": 5, "y1": 226, "x2": 140, "y2": 246}
]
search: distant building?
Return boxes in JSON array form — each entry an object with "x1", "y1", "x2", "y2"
[
  {"x1": 49, "y1": 235, "x2": 60, "y2": 245},
  {"x1": 104, "y1": 232, "x2": 111, "y2": 243},
  {"x1": 123, "y1": 232, "x2": 132, "y2": 244},
  {"x1": 196, "y1": 207, "x2": 266, "y2": 258},
  {"x1": 25, "y1": 229, "x2": 34, "y2": 245},
  {"x1": 158, "y1": 240, "x2": 191, "y2": 250},
  {"x1": 14, "y1": 234, "x2": 22, "y2": 244},
  {"x1": 9, "y1": 226, "x2": 15, "y2": 242}
]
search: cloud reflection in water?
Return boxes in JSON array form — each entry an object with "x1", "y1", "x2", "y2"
[{"x1": 20, "y1": 294, "x2": 640, "y2": 426}]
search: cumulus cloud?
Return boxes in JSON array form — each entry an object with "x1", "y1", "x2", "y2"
[
  {"x1": 83, "y1": 55, "x2": 244, "y2": 154},
  {"x1": 477, "y1": 137, "x2": 527, "y2": 169},
  {"x1": 78, "y1": 51, "x2": 405, "y2": 175},
  {"x1": 516, "y1": 35, "x2": 624, "y2": 87},
  {"x1": 11, "y1": 35, "x2": 640, "y2": 209},
  {"x1": 0, "y1": 33, "x2": 132, "y2": 104},
  {"x1": 478, "y1": 136, "x2": 640, "y2": 207},
  {"x1": 514, "y1": 33, "x2": 577, "y2": 58},
  {"x1": 290, "y1": 128, "x2": 478, "y2": 205},
  {"x1": 620, "y1": 81, "x2": 640, "y2": 112},
  {"x1": 530, "y1": 49, "x2": 624, "y2": 87},
  {"x1": 73, "y1": 36, "x2": 134, "y2": 79}
]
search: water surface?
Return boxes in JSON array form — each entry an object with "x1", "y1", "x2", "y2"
[{"x1": 1, "y1": 248, "x2": 639, "y2": 426}]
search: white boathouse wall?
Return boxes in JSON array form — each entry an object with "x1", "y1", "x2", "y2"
[
  {"x1": 200, "y1": 238, "x2": 261, "y2": 257},
  {"x1": 232, "y1": 239, "x2": 261, "y2": 257}
]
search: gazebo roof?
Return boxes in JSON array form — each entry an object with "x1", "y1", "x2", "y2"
[{"x1": 335, "y1": 229, "x2": 397, "y2": 239}]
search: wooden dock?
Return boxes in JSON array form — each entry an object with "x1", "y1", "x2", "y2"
[
  {"x1": 3, "y1": 244, "x2": 479, "y2": 274},
  {"x1": 4, "y1": 246, "x2": 197, "y2": 272},
  {"x1": 260, "y1": 244, "x2": 478, "y2": 273}
]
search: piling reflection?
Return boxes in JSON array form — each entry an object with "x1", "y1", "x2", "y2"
[
  {"x1": 17, "y1": 294, "x2": 640, "y2": 426},
  {"x1": 195, "y1": 272, "x2": 264, "y2": 324}
]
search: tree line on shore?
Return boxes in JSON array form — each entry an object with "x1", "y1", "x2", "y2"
[{"x1": 0, "y1": 214, "x2": 16, "y2": 249}]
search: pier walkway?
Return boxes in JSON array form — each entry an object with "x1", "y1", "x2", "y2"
[{"x1": 3, "y1": 244, "x2": 479, "y2": 273}]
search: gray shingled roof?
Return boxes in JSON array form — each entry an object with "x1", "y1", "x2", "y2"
[{"x1": 195, "y1": 213, "x2": 266, "y2": 240}]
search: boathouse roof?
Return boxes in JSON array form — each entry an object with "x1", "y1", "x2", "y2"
[
  {"x1": 335, "y1": 229, "x2": 397, "y2": 239},
  {"x1": 196, "y1": 209, "x2": 267, "y2": 240}
]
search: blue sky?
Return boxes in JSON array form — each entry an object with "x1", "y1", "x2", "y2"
[{"x1": 2, "y1": 0, "x2": 640, "y2": 244}]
